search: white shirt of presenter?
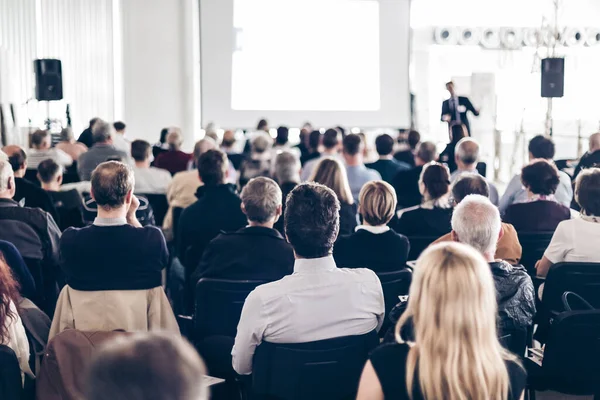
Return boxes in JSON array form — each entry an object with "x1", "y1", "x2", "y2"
[{"x1": 231, "y1": 255, "x2": 385, "y2": 375}]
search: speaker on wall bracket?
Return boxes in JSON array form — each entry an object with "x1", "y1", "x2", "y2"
[
  {"x1": 541, "y1": 58, "x2": 565, "y2": 98},
  {"x1": 34, "y1": 59, "x2": 63, "y2": 101}
]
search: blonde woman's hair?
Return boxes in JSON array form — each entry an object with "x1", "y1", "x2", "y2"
[
  {"x1": 395, "y1": 242, "x2": 518, "y2": 400},
  {"x1": 309, "y1": 157, "x2": 354, "y2": 205},
  {"x1": 359, "y1": 180, "x2": 397, "y2": 226}
]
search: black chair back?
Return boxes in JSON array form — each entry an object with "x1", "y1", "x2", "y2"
[
  {"x1": 542, "y1": 262, "x2": 600, "y2": 313},
  {"x1": 0, "y1": 345, "x2": 22, "y2": 400},
  {"x1": 172, "y1": 206, "x2": 184, "y2": 244},
  {"x1": 476, "y1": 161, "x2": 487, "y2": 177},
  {"x1": 194, "y1": 278, "x2": 268, "y2": 340},
  {"x1": 516, "y1": 231, "x2": 554, "y2": 275},
  {"x1": 406, "y1": 236, "x2": 439, "y2": 260},
  {"x1": 141, "y1": 193, "x2": 169, "y2": 227},
  {"x1": 252, "y1": 331, "x2": 379, "y2": 400},
  {"x1": 24, "y1": 169, "x2": 40, "y2": 185},
  {"x1": 23, "y1": 257, "x2": 59, "y2": 317},
  {"x1": 541, "y1": 309, "x2": 600, "y2": 394},
  {"x1": 81, "y1": 194, "x2": 155, "y2": 226},
  {"x1": 377, "y1": 269, "x2": 412, "y2": 336}
]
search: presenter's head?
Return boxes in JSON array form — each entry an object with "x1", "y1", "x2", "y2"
[{"x1": 446, "y1": 81, "x2": 455, "y2": 96}]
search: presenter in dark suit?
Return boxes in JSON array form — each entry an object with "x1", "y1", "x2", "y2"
[{"x1": 441, "y1": 81, "x2": 479, "y2": 136}]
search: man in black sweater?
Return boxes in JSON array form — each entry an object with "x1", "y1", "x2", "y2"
[
  {"x1": 193, "y1": 177, "x2": 294, "y2": 283},
  {"x1": 60, "y1": 161, "x2": 168, "y2": 291},
  {"x1": 391, "y1": 141, "x2": 438, "y2": 209}
]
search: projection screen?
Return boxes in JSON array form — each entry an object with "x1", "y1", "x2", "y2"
[{"x1": 199, "y1": 0, "x2": 411, "y2": 128}]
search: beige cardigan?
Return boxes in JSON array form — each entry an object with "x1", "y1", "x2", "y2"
[{"x1": 49, "y1": 286, "x2": 180, "y2": 340}]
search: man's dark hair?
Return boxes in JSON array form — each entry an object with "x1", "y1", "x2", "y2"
[
  {"x1": 342, "y1": 134, "x2": 362, "y2": 156},
  {"x1": 7, "y1": 149, "x2": 26, "y2": 172},
  {"x1": 576, "y1": 168, "x2": 600, "y2": 216},
  {"x1": 308, "y1": 130, "x2": 321, "y2": 150},
  {"x1": 422, "y1": 162, "x2": 450, "y2": 199},
  {"x1": 197, "y1": 149, "x2": 227, "y2": 186},
  {"x1": 131, "y1": 140, "x2": 151, "y2": 162},
  {"x1": 113, "y1": 121, "x2": 126, "y2": 131},
  {"x1": 284, "y1": 182, "x2": 340, "y2": 258},
  {"x1": 159, "y1": 128, "x2": 169, "y2": 144},
  {"x1": 375, "y1": 134, "x2": 395, "y2": 156},
  {"x1": 37, "y1": 159, "x2": 62, "y2": 184},
  {"x1": 521, "y1": 160, "x2": 560, "y2": 196},
  {"x1": 257, "y1": 119, "x2": 268, "y2": 131},
  {"x1": 528, "y1": 135, "x2": 555, "y2": 160},
  {"x1": 322, "y1": 129, "x2": 340, "y2": 150},
  {"x1": 276, "y1": 126, "x2": 289, "y2": 145},
  {"x1": 408, "y1": 130, "x2": 421, "y2": 149},
  {"x1": 31, "y1": 130, "x2": 49, "y2": 147},
  {"x1": 91, "y1": 161, "x2": 134, "y2": 210},
  {"x1": 89, "y1": 117, "x2": 100, "y2": 127},
  {"x1": 452, "y1": 173, "x2": 490, "y2": 203}
]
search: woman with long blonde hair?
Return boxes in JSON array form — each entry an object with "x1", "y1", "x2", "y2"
[
  {"x1": 357, "y1": 242, "x2": 526, "y2": 400},
  {"x1": 309, "y1": 157, "x2": 357, "y2": 234}
]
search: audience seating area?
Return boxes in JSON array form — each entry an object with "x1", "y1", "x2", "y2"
[{"x1": 1, "y1": 121, "x2": 600, "y2": 400}]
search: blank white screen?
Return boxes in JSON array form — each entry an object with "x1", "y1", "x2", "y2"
[{"x1": 200, "y1": 0, "x2": 411, "y2": 128}]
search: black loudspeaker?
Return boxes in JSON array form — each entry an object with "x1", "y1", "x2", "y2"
[
  {"x1": 541, "y1": 58, "x2": 565, "y2": 98},
  {"x1": 34, "y1": 59, "x2": 63, "y2": 101}
]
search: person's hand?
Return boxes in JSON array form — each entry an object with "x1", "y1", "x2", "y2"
[
  {"x1": 442, "y1": 114, "x2": 451, "y2": 122},
  {"x1": 127, "y1": 194, "x2": 140, "y2": 216}
]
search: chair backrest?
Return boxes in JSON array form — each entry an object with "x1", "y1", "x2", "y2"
[
  {"x1": 194, "y1": 278, "x2": 268, "y2": 339},
  {"x1": 252, "y1": 331, "x2": 379, "y2": 400},
  {"x1": 141, "y1": 193, "x2": 169, "y2": 227},
  {"x1": 542, "y1": 309, "x2": 600, "y2": 392},
  {"x1": 377, "y1": 269, "x2": 412, "y2": 336},
  {"x1": 516, "y1": 231, "x2": 554, "y2": 275},
  {"x1": 542, "y1": 262, "x2": 600, "y2": 313},
  {"x1": 476, "y1": 161, "x2": 487, "y2": 177},
  {"x1": 172, "y1": 206, "x2": 184, "y2": 244},
  {"x1": 407, "y1": 236, "x2": 439, "y2": 260},
  {"x1": 81, "y1": 194, "x2": 155, "y2": 226},
  {"x1": 0, "y1": 345, "x2": 22, "y2": 400}
]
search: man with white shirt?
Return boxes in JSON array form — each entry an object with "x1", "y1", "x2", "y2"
[
  {"x1": 451, "y1": 137, "x2": 499, "y2": 205},
  {"x1": 112, "y1": 121, "x2": 131, "y2": 154},
  {"x1": 232, "y1": 182, "x2": 385, "y2": 375},
  {"x1": 27, "y1": 129, "x2": 73, "y2": 170},
  {"x1": 130, "y1": 140, "x2": 172, "y2": 194},
  {"x1": 441, "y1": 81, "x2": 479, "y2": 136}
]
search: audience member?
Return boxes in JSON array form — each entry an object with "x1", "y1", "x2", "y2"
[
  {"x1": 573, "y1": 132, "x2": 600, "y2": 181},
  {"x1": 239, "y1": 133, "x2": 272, "y2": 188},
  {"x1": 357, "y1": 242, "x2": 526, "y2": 400},
  {"x1": 295, "y1": 123, "x2": 313, "y2": 161},
  {"x1": 153, "y1": 129, "x2": 193, "y2": 176},
  {"x1": 451, "y1": 195, "x2": 535, "y2": 334},
  {"x1": 27, "y1": 129, "x2": 73, "y2": 169},
  {"x1": 309, "y1": 158, "x2": 358, "y2": 235},
  {"x1": 177, "y1": 150, "x2": 247, "y2": 274},
  {"x1": 433, "y1": 173, "x2": 522, "y2": 265},
  {"x1": 300, "y1": 130, "x2": 321, "y2": 166},
  {"x1": 163, "y1": 138, "x2": 216, "y2": 236},
  {"x1": 301, "y1": 128, "x2": 342, "y2": 180},
  {"x1": 256, "y1": 118, "x2": 269, "y2": 133},
  {"x1": 37, "y1": 159, "x2": 85, "y2": 230},
  {"x1": 194, "y1": 177, "x2": 293, "y2": 281},
  {"x1": 0, "y1": 255, "x2": 34, "y2": 381},
  {"x1": 86, "y1": 333, "x2": 208, "y2": 400},
  {"x1": 395, "y1": 162, "x2": 453, "y2": 236},
  {"x1": 60, "y1": 161, "x2": 168, "y2": 290},
  {"x1": 504, "y1": 160, "x2": 571, "y2": 232},
  {"x1": 77, "y1": 117, "x2": 100, "y2": 149},
  {"x1": 111, "y1": 121, "x2": 130, "y2": 154},
  {"x1": 232, "y1": 183, "x2": 385, "y2": 375},
  {"x1": 334, "y1": 181, "x2": 409, "y2": 272},
  {"x1": 342, "y1": 134, "x2": 381, "y2": 202},
  {"x1": 393, "y1": 130, "x2": 420, "y2": 167},
  {"x1": 366, "y1": 134, "x2": 411, "y2": 184},
  {"x1": 392, "y1": 141, "x2": 438, "y2": 208},
  {"x1": 0, "y1": 159, "x2": 60, "y2": 288},
  {"x1": 3, "y1": 145, "x2": 58, "y2": 220},
  {"x1": 77, "y1": 120, "x2": 129, "y2": 181},
  {"x1": 439, "y1": 123, "x2": 468, "y2": 173},
  {"x1": 152, "y1": 128, "x2": 169, "y2": 160},
  {"x1": 0, "y1": 240, "x2": 37, "y2": 300},
  {"x1": 499, "y1": 135, "x2": 572, "y2": 213},
  {"x1": 56, "y1": 127, "x2": 88, "y2": 161},
  {"x1": 536, "y1": 168, "x2": 600, "y2": 278},
  {"x1": 130, "y1": 140, "x2": 172, "y2": 194},
  {"x1": 272, "y1": 151, "x2": 300, "y2": 235},
  {"x1": 221, "y1": 130, "x2": 245, "y2": 170},
  {"x1": 451, "y1": 137, "x2": 499, "y2": 205}
]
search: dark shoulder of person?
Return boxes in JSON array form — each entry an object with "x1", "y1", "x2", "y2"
[
  {"x1": 369, "y1": 342, "x2": 412, "y2": 400},
  {"x1": 506, "y1": 358, "x2": 527, "y2": 400}
]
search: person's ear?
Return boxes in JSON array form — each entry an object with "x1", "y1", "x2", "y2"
[
  {"x1": 497, "y1": 226, "x2": 504, "y2": 243},
  {"x1": 240, "y1": 202, "x2": 247, "y2": 216},
  {"x1": 125, "y1": 189, "x2": 133, "y2": 205},
  {"x1": 57, "y1": 174, "x2": 63, "y2": 185},
  {"x1": 90, "y1": 188, "x2": 96, "y2": 202},
  {"x1": 451, "y1": 230, "x2": 459, "y2": 242}
]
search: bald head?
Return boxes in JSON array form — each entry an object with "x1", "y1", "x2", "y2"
[
  {"x1": 0, "y1": 160, "x2": 15, "y2": 198},
  {"x1": 589, "y1": 133, "x2": 600, "y2": 153},
  {"x1": 455, "y1": 138, "x2": 479, "y2": 168},
  {"x1": 451, "y1": 194, "x2": 501, "y2": 258},
  {"x1": 2, "y1": 145, "x2": 27, "y2": 175},
  {"x1": 91, "y1": 161, "x2": 134, "y2": 210},
  {"x1": 193, "y1": 138, "x2": 217, "y2": 162}
]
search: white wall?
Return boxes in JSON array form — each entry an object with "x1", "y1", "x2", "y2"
[{"x1": 119, "y1": 0, "x2": 200, "y2": 150}]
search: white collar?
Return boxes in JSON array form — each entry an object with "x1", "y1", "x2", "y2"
[
  {"x1": 294, "y1": 255, "x2": 337, "y2": 274},
  {"x1": 356, "y1": 225, "x2": 390, "y2": 234}
]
